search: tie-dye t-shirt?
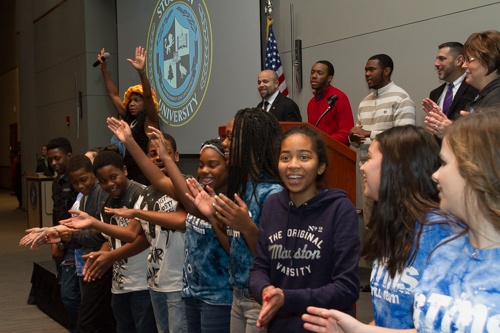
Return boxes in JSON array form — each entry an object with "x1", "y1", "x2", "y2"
[
  {"x1": 227, "y1": 179, "x2": 283, "y2": 289},
  {"x1": 413, "y1": 233, "x2": 500, "y2": 332},
  {"x1": 371, "y1": 213, "x2": 457, "y2": 328},
  {"x1": 182, "y1": 213, "x2": 233, "y2": 305}
]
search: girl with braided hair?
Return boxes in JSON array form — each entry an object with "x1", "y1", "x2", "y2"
[
  {"x1": 188, "y1": 108, "x2": 284, "y2": 333},
  {"x1": 98, "y1": 46, "x2": 159, "y2": 185}
]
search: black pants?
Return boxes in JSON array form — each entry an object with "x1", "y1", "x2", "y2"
[{"x1": 77, "y1": 267, "x2": 115, "y2": 333}]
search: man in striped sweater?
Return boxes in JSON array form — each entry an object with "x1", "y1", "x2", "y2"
[{"x1": 349, "y1": 54, "x2": 416, "y2": 225}]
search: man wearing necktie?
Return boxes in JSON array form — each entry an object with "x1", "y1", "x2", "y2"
[
  {"x1": 256, "y1": 70, "x2": 302, "y2": 122},
  {"x1": 423, "y1": 42, "x2": 479, "y2": 138}
]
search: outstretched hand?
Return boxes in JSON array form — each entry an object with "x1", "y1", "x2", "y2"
[
  {"x1": 20, "y1": 226, "x2": 68, "y2": 249},
  {"x1": 186, "y1": 178, "x2": 217, "y2": 218},
  {"x1": 59, "y1": 210, "x2": 94, "y2": 229},
  {"x1": 107, "y1": 117, "x2": 133, "y2": 144},
  {"x1": 104, "y1": 207, "x2": 137, "y2": 220},
  {"x1": 302, "y1": 307, "x2": 363, "y2": 333},
  {"x1": 127, "y1": 46, "x2": 147, "y2": 73},
  {"x1": 19, "y1": 228, "x2": 44, "y2": 247}
]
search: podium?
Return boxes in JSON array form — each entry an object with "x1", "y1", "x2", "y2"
[
  {"x1": 219, "y1": 122, "x2": 357, "y2": 205},
  {"x1": 26, "y1": 173, "x2": 54, "y2": 228}
]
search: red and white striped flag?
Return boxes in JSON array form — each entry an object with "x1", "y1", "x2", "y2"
[{"x1": 265, "y1": 17, "x2": 288, "y2": 97}]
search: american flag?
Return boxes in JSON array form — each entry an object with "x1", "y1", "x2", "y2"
[{"x1": 265, "y1": 17, "x2": 288, "y2": 97}]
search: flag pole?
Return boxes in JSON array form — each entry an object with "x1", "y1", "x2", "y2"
[{"x1": 264, "y1": 0, "x2": 289, "y2": 98}]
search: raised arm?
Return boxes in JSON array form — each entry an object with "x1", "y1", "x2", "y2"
[
  {"x1": 149, "y1": 126, "x2": 204, "y2": 218},
  {"x1": 107, "y1": 117, "x2": 177, "y2": 200},
  {"x1": 98, "y1": 48, "x2": 126, "y2": 117},
  {"x1": 127, "y1": 46, "x2": 159, "y2": 129}
]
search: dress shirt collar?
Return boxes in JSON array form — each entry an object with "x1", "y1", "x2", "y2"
[{"x1": 264, "y1": 90, "x2": 280, "y2": 111}]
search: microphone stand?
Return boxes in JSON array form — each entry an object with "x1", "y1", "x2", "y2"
[{"x1": 315, "y1": 95, "x2": 338, "y2": 127}]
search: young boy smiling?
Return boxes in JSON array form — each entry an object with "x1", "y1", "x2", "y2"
[
  {"x1": 59, "y1": 155, "x2": 114, "y2": 332},
  {"x1": 62, "y1": 135, "x2": 188, "y2": 333},
  {"x1": 62, "y1": 150, "x2": 157, "y2": 333}
]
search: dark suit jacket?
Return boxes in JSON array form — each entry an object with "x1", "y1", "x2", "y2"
[
  {"x1": 429, "y1": 81, "x2": 479, "y2": 121},
  {"x1": 257, "y1": 92, "x2": 302, "y2": 122}
]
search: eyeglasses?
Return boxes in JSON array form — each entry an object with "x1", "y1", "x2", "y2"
[{"x1": 464, "y1": 57, "x2": 477, "y2": 64}]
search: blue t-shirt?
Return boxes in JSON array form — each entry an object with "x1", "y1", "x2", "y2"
[
  {"x1": 413, "y1": 233, "x2": 500, "y2": 332},
  {"x1": 371, "y1": 213, "x2": 457, "y2": 328},
  {"x1": 182, "y1": 213, "x2": 233, "y2": 305},
  {"x1": 227, "y1": 179, "x2": 283, "y2": 289}
]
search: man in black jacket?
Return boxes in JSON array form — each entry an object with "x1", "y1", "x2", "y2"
[
  {"x1": 256, "y1": 70, "x2": 302, "y2": 122},
  {"x1": 428, "y1": 42, "x2": 479, "y2": 121}
]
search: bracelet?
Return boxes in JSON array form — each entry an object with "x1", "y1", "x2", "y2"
[{"x1": 139, "y1": 70, "x2": 146, "y2": 74}]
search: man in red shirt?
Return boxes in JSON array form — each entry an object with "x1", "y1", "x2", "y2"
[{"x1": 307, "y1": 61, "x2": 354, "y2": 146}]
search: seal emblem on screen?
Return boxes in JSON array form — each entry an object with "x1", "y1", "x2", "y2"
[{"x1": 147, "y1": 0, "x2": 212, "y2": 127}]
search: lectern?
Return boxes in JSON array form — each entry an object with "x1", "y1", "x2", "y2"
[{"x1": 26, "y1": 173, "x2": 54, "y2": 228}]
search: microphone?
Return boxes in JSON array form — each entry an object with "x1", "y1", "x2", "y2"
[
  {"x1": 93, "y1": 52, "x2": 110, "y2": 67},
  {"x1": 315, "y1": 95, "x2": 339, "y2": 127}
]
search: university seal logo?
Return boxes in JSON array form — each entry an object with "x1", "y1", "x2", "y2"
[{"x1": 147, "y1": 0, "x2": 212, "y2": 127}]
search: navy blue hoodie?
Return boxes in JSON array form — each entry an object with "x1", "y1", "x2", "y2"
[{"x1": 249, "y1": 188, "x2": 360, "y2": 332}]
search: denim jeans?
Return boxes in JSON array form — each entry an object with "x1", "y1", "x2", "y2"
[
  {"x1": 184, "y1": 297, "x2": 231, "y2": 333},
  {"x1": 111, "y1": 290, "x2": 158, "y2": 333},
  {"x1": 59, "y1": 249, "x2": 81, "y2": 333},
  {"x1": 150, "y1": 290, "x2": 188, "y2": 333},
  {"x1": 230, "y1": 287, "x2": 266, "y2": 333}
]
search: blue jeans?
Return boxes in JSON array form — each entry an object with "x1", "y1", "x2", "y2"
[
  {"x1": 58, "y1": 249, "x2": 81, "y2": 333},
  {"x1": 111, "y1": 290, "x2": 157, "y2": 333},
  {"x1": 230, "y1": 287, "x2": 266, "y2": 333},
  {"x1": 184, "y1": 297, "x2": 231, "y2": 333},
  {"x1": 150, "y1": 290, "x2": 188, "y2": 333}
]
